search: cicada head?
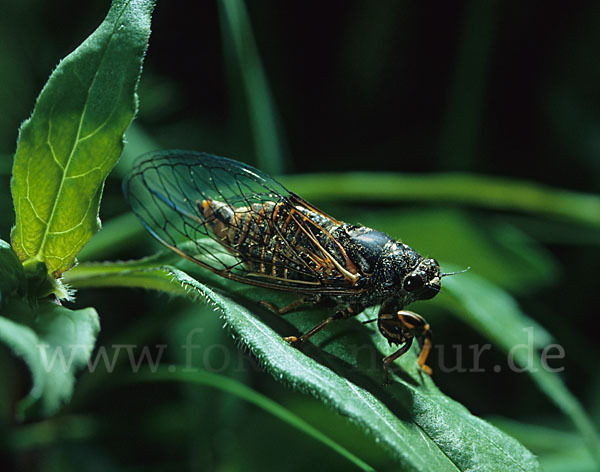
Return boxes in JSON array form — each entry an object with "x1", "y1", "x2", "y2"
[
  {"x1": 374, "y1": 243, "x2": 442, "y2": 305},
  {"x1": 401, "y1": 257, "x2": 441, "y2": 301}
]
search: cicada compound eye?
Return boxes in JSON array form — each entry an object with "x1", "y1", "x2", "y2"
[{"x1": 403, "y1": 274, "x2": 424, "y2": 292}]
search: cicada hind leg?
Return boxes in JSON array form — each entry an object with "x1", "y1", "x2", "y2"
[
  {"x1": 275, "y1": 303, "x2": 361, "y2": 344},
  {"x1": 259, "y1": 295, "x2": 321, "y2": 315},
  {"x1": 260, "y1": 295, "x2": 329, "y2": 341},
  {"x1": 378, "y1": 310, "x2": 433, "y2": 384}
]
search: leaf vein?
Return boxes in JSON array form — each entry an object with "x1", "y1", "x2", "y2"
[
  {"x1": 77, "y1": 74, "x2": 123, "y2": 144},
  {"x1": 32, "y1": 10, "x2": 126, "y2": 265},
  {"x1": 66, "y1": 167, "x2": 102, "y2": 180},
  {"x1": 46, "y1": 118, "x2": 65, "y2": 171},
  {"x1": 19, "y1": 197, "x2": 48, "y2": 226}
]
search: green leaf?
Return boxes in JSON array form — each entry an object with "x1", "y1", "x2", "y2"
[
  {"x1": 10, "y1": 0, "x2": 155, "y2": 277},
  {"x1": 61, "y1": 256, "x2": 189, "y2": 296},
  {"x1": 0, "y1": 239, "x2": 26, "y2": 305},
  {"x1": 0, "y1": 301, "x2": 100, "y2": 420},
  {"x1": 442, "y1": 271, "x2": 600, "y2": 466},
  {"x1": 488, "y1": 418, "x2": 599, "y2": 472},
  {"x1": 64, "y1": 260, "x2": 541, "y2": 470}
]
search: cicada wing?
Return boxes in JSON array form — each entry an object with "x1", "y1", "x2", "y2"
[
  {"x1": 124, "y1": 150, "x2": 284, "y2": 271},
  {"x1": 124, "y1": 150, "x2": 364, "y2": 294}
]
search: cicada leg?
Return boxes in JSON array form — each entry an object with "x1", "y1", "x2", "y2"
[
  {"x1": 259, "y1": 295, "x2": 319, "y2": 315},
  {"x1": 416, "y1": 331, "x2": 433, "y2": 376},
  {"x1": 284, "y1": 305, "x2": 361, "y2": 344},
  {"x1": 382, "y1": 339, "x2": 413, "y2": 384},
  {"x1": 378, "y1": 310, "x2": 433, "y2": 383}
]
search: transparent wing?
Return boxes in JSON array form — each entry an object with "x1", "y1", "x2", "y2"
[{"x1": 123, "y1": 150, "x2": 363, "y2": 294}]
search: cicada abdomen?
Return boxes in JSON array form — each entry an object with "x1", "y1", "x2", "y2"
[{"x1": 200, "y1": 196, "x2": 360, "y2": 286}]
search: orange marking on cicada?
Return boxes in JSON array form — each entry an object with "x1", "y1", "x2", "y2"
[
  {"x1": 397, "y1": 313, "x2": 416, "y2": 330},
  {"x1": 284, "y1": 208, "x2": 296, "y2": 227},
  {"x1": 289, "y1": 194, "x2": 343, "y2": 225},
  {"x1": 234, "y1": 210, "x2": 253, "y2": 249},
  {"x1": 417, "y1": 333, "x2": 433, "y2": 376},
  {"x1": 287, "y1": 209, "x2": 360, "y2": 284},
  {"x1": 304, "y1": 250, "x2": 327, "y2": 270},
  {"x1": 292, "y1": 200, "x2": 360, "y2": 278}
]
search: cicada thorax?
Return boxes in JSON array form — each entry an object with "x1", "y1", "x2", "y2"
[{"x1": 199, "y1": 198, "x2": 361, "y2": 285}]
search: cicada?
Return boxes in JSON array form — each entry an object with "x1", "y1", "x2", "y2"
[{"x1": 124, "y1": 150, "x2": 449, "y2": 383}]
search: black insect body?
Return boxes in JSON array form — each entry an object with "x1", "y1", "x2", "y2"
[{"x1": 124, "y1": 150, "x2": 445, "y2": 383}]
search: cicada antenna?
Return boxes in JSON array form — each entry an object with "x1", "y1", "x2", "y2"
[{"x1": 440, "y1": 267, "x2": 470, "y2": 278}]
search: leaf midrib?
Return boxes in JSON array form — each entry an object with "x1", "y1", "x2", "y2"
[{"x1": 32, "y1": 1, "x2": 132, "y2": 266}]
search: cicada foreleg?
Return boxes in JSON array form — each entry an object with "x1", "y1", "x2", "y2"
[
  {"x1": 378, "y1": 310, "x2": 433, "y2": 383},
  {"x1": 382, "y1": 339, "x2": 413, "y2": 385},
  {"x1": 416, "y1": 330, "x2": 433, "y2": 376},
  {"x1": 284, "y1": 304, "x2": 361, "y2": 344}
]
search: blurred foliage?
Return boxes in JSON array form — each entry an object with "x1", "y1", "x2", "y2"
[{"x1": 1, "y1": 0, "x2": 599, "y2": 471}]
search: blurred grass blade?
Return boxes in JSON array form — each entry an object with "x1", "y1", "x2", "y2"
[
  {"x1": 443, "y1": 271, "x2": 600, "y2": 466},
  {"x1": 219, "y1": 0, "x2": 287, "y2": 174},
  {"x1": 133, "y1": 366, "x2": 375, "y2": 472},
  {"x1": 437, "y1": 0, "x2": 498, "y2": 170},
  {"x1": 10, "y1": 0, "x2": 155, "y2": 277},
  {"x1": 280, "y1": 173, "x2": 600, "y2": 228},
  {"x1": 77, "y1": 212, "x2": 145, "y2": 262},
  {"x1": 65, "y1": 260, "x2": 542, "y2": 470}
]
